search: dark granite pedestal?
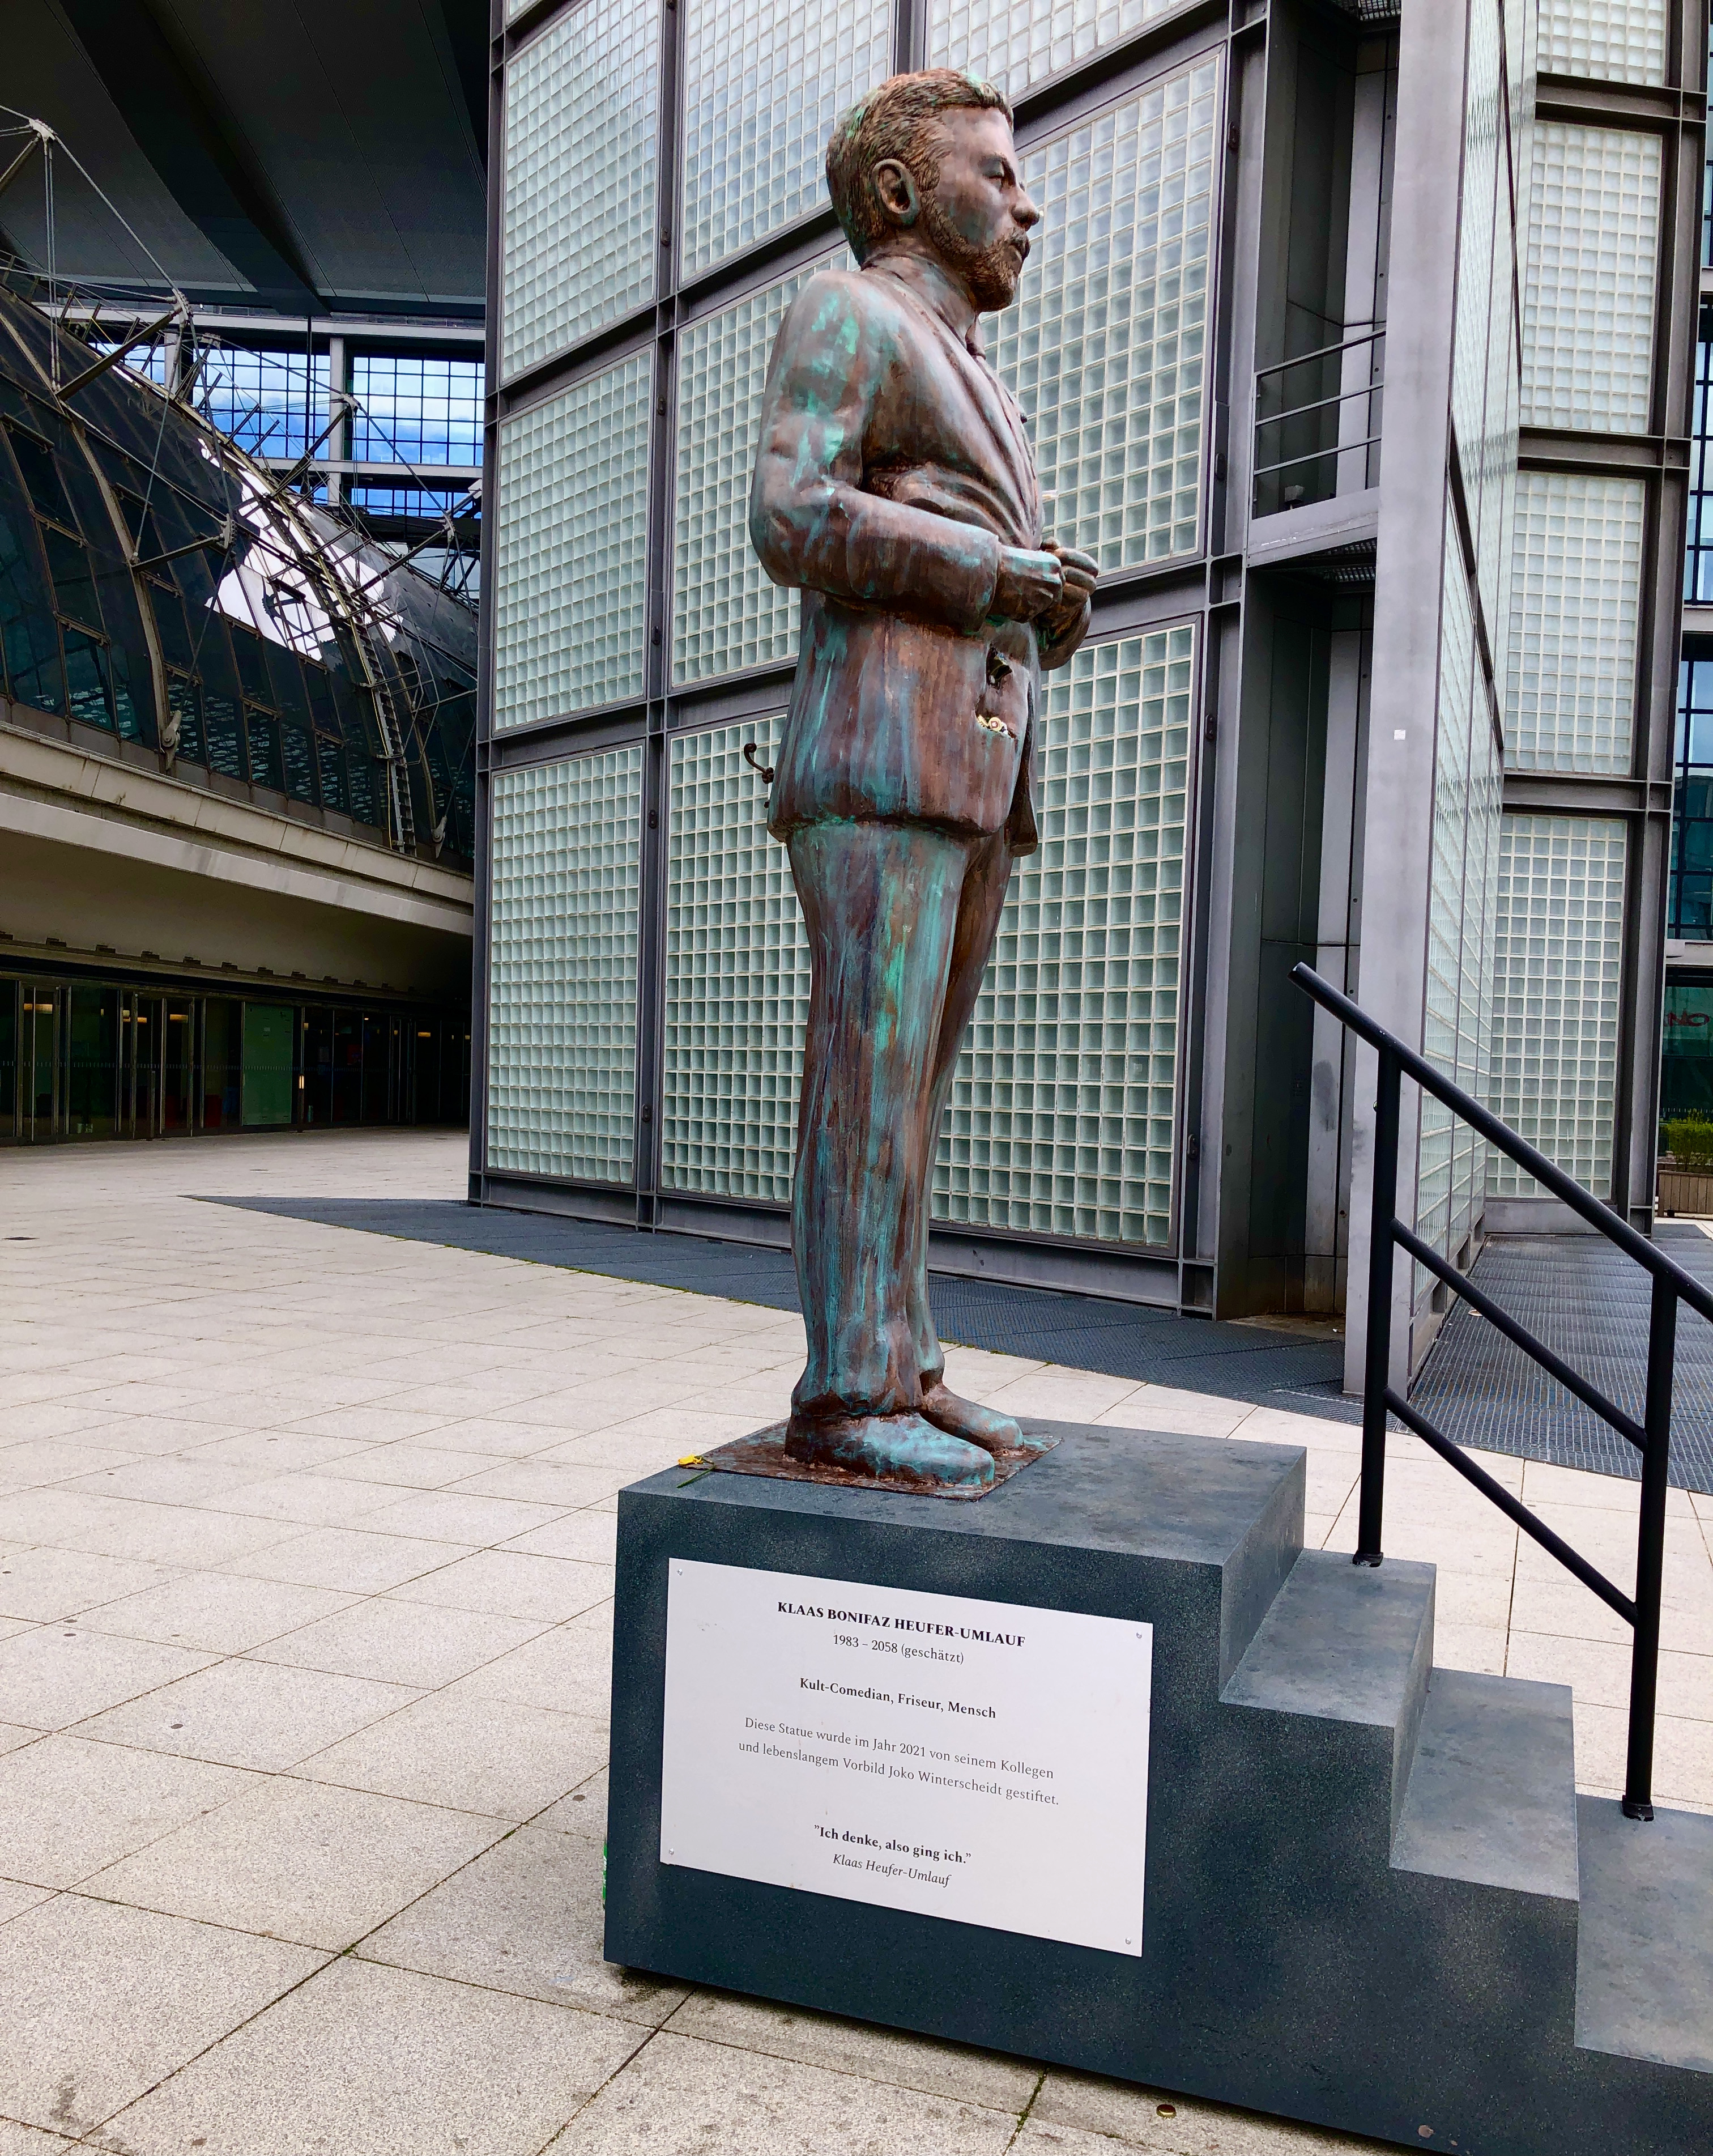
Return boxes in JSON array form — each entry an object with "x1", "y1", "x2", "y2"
[{"x1": 606, "y1": 1420, "x2": 1713, "y2": 2156}]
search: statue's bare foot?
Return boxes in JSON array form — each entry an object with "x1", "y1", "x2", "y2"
[
  {"x1": 785, "y1": 1410, "x2": 994, "y2": 1488},
  {"x1": 918, "y1": 1381, "x2": 1044, "y2": 1456}
]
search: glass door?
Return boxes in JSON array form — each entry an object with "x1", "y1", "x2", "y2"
[
  {"x1": 125, "y1": 994, "x2": 165, "y2": 1138},
  {"x1": 66, "y1": 984, "x2": 120, "y2": 1139},
  {"x1": 0, "y1": 980, "x2": 16, "y2": 1141},
  {"x1": 331, "y1": 1011, "x2": 361, "y2": 1123},
  {"x1": 22, "y1": 985, "x2": 60, "y2": 1142},
  {"x1": 163, "y1": 1000, "x2": 194, "y2": 1133},
  {"x1": 302, "y1": 1008, "x2": 333, "y2": 1126}
]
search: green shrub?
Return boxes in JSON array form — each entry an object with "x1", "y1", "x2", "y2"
[{"x1": 1663, "y1": 1115, "x2": 1713, "y2": 1169}]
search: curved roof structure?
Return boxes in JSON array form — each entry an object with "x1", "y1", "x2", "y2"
[
  {"x1": 1, "y1": 1, "x2": 486, "y2": 317},
  {"x1": 0, "y1": 279, "x2": 476, "y2": 865}
]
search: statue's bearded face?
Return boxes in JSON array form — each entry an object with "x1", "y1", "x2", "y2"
[{"x1": 914, "y1": 107, "x2": 1039, "y2": 312}]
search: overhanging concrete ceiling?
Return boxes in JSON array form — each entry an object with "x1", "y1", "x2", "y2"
[{"x1": 2, "y1": 0, "x2": 487, "y2": 319}]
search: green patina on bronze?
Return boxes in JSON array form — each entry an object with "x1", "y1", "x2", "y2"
[{"x1": 749, "y1": 69, "x2": 1099, "y2": 1490}]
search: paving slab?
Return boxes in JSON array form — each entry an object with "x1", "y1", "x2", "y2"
[
  {"x1": 0, "y1": 1891, "x2": 322, "y2": 2138},
  {"x1": 94, "y1": 1958, "x2": 644, "y2": 2156}
]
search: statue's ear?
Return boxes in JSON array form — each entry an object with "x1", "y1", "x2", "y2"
[{"x1": 871, "y1": 158, "x2": 920, "y2": 229}]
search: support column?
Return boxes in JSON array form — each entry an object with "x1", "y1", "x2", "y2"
[{"x1": 1343, "y1": 0, "x2": 1468, "y2": 1394}]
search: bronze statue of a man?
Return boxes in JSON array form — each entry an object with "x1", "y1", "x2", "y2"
[{"x1": 750, "y1": 70, "x2": 1098, "y2": 1490}]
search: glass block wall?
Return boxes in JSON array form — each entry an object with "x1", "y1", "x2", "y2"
[
  {"x1": 673, "y1": 252, "x2": 850, "y2": 687},
  {"x1": 489, "y1": 0, "x2": 1225, "y2": 1270},
  {"x1": 934, "y1": 626, "x2": 1192, "y2": 1245},
  {"x1": 680, "y1": 0, "x2": 893, "y2": 276},
  {"x1": 1506, "y1": 470, "x2": 1644, "y2": 772},
  {"x1": 1493, "y1": 0, "x2": 1683, "y2": 1217},
  {"x1": 991, "y1": 57, "x2": 1218, "y2": 569},
  {"x1": 487, "y1": 749, "x2": 644, "y2": 1183},
  {"x1": 1425, "y1": 0, "x2": 1516, "y2": 1267},
  {"x1": 926, "y1": 0, "x2": 1186, "y2": 104},
  {"x1": 663, "y1": 716, "x2": 808, "y2": 1202},
  {"x1": 1488, "y1": 815, "x2": 1627, "y2": 1198},
  {"x1": 1520, "y1": 122, "x2": 1661, "y2": 432},
  {"x1": 1538, "y1": 0, "x2": 1667, "y2": 84},
  {"x1": 494, "y1": 354, "x2": 653, "y2": 729},
  {"x1": 1421, "y1": 511, "x2": 1503, "y2": 1272},
  {"x1": 1451, "y1": 0, "x2": 1521, "y2": 678},
  {"x1": 501, "y1": 0, "x2": 661, "y2": 379},
  {"x1": 657, "y1": 631, "x2": 1194, "y2": 1244}
]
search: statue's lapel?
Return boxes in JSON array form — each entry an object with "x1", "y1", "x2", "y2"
[{"x1": 878, "y1": 271, "x2": 1039, "y2": 539}]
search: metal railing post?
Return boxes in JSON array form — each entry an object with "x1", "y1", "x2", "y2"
[
  {"x1": 1356, "y1": 1046, "x2": 1400, "y2": 1567},
  {"x1": 1289, "y1": 962, "x2": 1696, "y2": 1821},
  {"x1": 1623, "y1": 1274, "x2": 1678, "y2": 1821}
]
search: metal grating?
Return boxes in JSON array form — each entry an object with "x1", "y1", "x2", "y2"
[{"x1": 1413, "y1": 1230, "x2": 1713, "y2": 1494}]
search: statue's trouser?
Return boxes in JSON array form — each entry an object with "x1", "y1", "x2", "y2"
[{"x1": 786, "y1": 818, "x2": 1013, "y2": 1423}]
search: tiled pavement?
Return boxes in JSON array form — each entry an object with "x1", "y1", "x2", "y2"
[{"x1": 0, "y1": 1131, "x2": 1708, "y2": 2156}]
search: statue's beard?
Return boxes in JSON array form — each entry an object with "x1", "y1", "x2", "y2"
[{"x1": 920, "y1": 196, "x2": 1028, "y2": 312}]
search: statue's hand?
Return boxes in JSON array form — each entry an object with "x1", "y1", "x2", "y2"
[
  {"x1": 1046, "y1": 541, "x2": 1100, "y2": 595},
  {"x1": 1038, "y1": 540, "x2": 1099, "y2": 641},
  {"x1": 991, "y1": 546, "x2": 1064, "y2": 623}
]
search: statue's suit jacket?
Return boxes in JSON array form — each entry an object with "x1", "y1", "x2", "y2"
[{"x1": 749, "y1": 253, "x2": 1089, "y2": 857}]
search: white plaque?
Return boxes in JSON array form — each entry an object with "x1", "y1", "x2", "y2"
[{"x1": 659, "y1": 1559, "x2": 1151, "y2": 1954}]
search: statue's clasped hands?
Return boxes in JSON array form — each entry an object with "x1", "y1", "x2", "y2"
[{"x1": 991, "y1": 538, "x2": 1100, "y2": 639}]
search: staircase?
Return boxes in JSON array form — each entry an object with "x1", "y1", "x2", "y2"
[
  {"x1": 1207, "y1": 1516, "x2": 1713, "y2": 2150},
  {"x1": 606, "y1": 1418, "x2": 1713, "y2": 2156}
]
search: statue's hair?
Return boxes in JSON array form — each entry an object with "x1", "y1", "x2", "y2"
[{"x1": 826, "y1": 70, "x2": 1013, "y2": 262}]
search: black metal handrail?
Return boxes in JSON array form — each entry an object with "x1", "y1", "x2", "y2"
[
  {"x1": 1253, "y1": 326, "x2": 1386, "y2": 493},
  {"x1": 1292, "y1": 963, "x2": 1713, "y2": 1821}
]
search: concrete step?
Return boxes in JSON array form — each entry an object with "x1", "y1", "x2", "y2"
[
  {"x1": 1221, "y1": 1547, "x2": 1435, "y2": 1839},
  {"x1": 1576, "y1": 1796, "x2": 1713, "y2": 2073},
  {"x1": 1392, "y1": 1667, "x2": 1579, "y2": 1898},
  {"x1": 612, "y1": 1422, "x2": 1713, "y2": 2154}
]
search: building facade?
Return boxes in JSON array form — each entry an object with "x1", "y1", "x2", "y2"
[
  {"x1": 1663, "y1": 28, "x2": 1713, "y2": 1124},
  {"x1": 0, "y1": 283, "x2": 476, "y2": 1143},
  {"x1": 476, "y1": 0, "x2": 1702, "y2": 1375}
]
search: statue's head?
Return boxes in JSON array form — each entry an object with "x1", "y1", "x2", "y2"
[{"x1": 826, "y1": 70, "x2": 1039, "y2": 312}]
